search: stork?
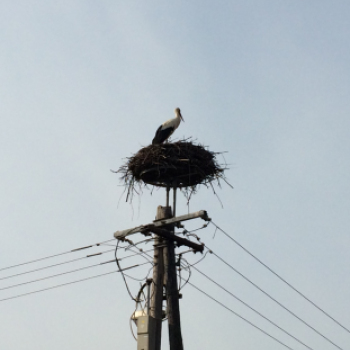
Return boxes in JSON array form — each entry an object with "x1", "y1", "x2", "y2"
[{"x1": 152, "y1": 108, "x2": 184, "y2": 145}]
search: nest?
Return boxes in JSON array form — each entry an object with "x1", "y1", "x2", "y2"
[{"x1": 114, "y1": 140, "x2": 231, "y2": 202}]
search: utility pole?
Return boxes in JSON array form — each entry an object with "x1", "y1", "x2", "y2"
[
  {"x1": 153, "y1": 203, "x2": 184, "y2": 350},
  {"x1": 150, "y1": 206, "x2": 168, "y2": 350},
  {"x1": 114, "y1": 208, "x2": 208, "y2": 350},
  {"x1": 163, "y1": 224, "x2": 183, "y2": 348},
  {"x1": 163, "y1": 187, "x2": 183, "y2": 350}
]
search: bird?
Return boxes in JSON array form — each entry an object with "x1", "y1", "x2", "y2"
[{"x1": 152, "y1": 108, "x2": 184, "y2": 145}]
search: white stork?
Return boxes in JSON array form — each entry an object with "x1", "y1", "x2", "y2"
[{"x1": 152, "y1": 108, "x2": 184, "y2": 145}]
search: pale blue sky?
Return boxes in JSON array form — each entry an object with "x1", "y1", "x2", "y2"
[{"x1": 1, "y1": 1, "x2": 350, "y2": 349}]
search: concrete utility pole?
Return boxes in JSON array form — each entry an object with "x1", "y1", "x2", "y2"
[
  {"x1": 150, "y1": 206, "x2": 168, "y2": 350},
  {"x1": 114, "y1": 208, "x2": 209, "y2": 350},
  {"x1": 163, "y1": 215, "x2": 184, "y2": 349},
  {"x1": 153, "y1": 203, "x2": 184, "y2": 350}
]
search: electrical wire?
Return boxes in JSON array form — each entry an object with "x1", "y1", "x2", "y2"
[
  {"x1": 0, "y1": 238, "x2": 153, "y2": 301},
  {"x1": 119, "y1": 248, "x2": 155, "y2": 263},
  {"x1": 0, "y1": 236, "x2": 153, "y2": 305},
  {"x1": 179, "y1": 222, "x2": 208, "y2": 241},
  {"x1": 187, "y1": 280, "x2": 295, "y2": 350},
  {"x1": 0, "y1": 260, "x2": 151, "y2": 303},
  {"x1": 182, "y1": 250, "x2": 209, "y2": 267},
  {"x1": 0, "y1": 239, "x2": 116, "y2": 273},
  {"x1": 125, "y1": 238, "x2": 154, "y2": 250},
  {"x1": 115, "y1": 240, "x2": 137, "y2": 301},
  {"x1": 208, "y1": 247, "x2": 345, "y2": 350},
  {"x1": 0, "y1": 260, "x2": 116, "y2": 292},
  {"x1": 2, "y1": 221, "x2": 344, "y2": 349},
  {"x1": 124, "y1": 246, "x2": 154, "y2": 265},
  {"x1": 111, "y1": 248, "x2": 154, "y2": 262},
  {"x1": 192, "y1": 265, "x2": 315, "y2": 350},
  {"x1": 129, "y1": 315, "x2": 137, "y2": 341},
  {"x1": 177, "y1": 254, "x2": 182, "y2": 291},
  {"x1": 113, "y1": 235, "x2": 344, "y2": 350},
  {"x1": 124, "y1": 246, "x2": 311, "y2": 350},
  {"x1": 0, "y1": 246, "x2": 155, "y2": 302},
  {"x1": 0, "y1": 248, "x2": 115, "y2": 282},
  {"x1": 138, "y1": 241, "x2": 194, "y2": 292},
  {"x1": 0, "y1": 270, "x2": 118, "y2": 302},
  {"x1": 124, "y1": 265, "x2": 154, "y2": 282},
  {"x1": 178, "y1": 260, "x2": 192, "y2": 291},
  {"x1": 210, "y1": 220, "x2": 350, "y2": 335},
  {"x1": 114, "y1": 238, "x2": 157, "y2": 298},
  {"x1": 186, "y1": 222, "x2": 209, "y2": 233}
]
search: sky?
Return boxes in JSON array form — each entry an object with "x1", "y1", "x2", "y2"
[{"x1": 1, "y1": 1, "x2": 350, "y2": 349}]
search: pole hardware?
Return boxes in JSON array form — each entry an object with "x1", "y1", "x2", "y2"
[
  {"x1": 142, "y1": 227, "x2": 204, "y2": 253},
  {"x1": 114, "y1": 210, "x2": 210, "y2": 240}
]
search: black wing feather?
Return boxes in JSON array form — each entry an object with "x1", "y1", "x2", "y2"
[{"x1": 152, "y1": 126, "x2": 174, "y2": 145}]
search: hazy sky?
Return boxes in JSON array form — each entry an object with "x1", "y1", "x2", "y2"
[{"x1": 1, "y1": 1, "x2": 350, "y2": 349}]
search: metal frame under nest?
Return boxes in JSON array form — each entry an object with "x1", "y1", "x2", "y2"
[{"x1": 114, "y1": 140, "x2": 231, "y2": 202}]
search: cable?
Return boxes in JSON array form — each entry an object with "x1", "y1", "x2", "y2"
[
  {"x1": 119, "y1": 248, "x2": 155, "y2": 262},
  {"x1": 187, "y1": 281, "x2": 295, "y2": 350},
  {"x1": 0, "y1": 260, "x2": 116, "y2": 291},
  {"x1": 178, "y1": 260, "x2": 192, "y2": 291},
  {"x1": 114, "y1": 239, "x2": 157, "y2": 298},
  {"x1": 0, "y1": 239, "x2": 116, "y2": 272},
  {"x1": 0, "y1": 236, "x2": 153, "y2": 297},
  {"x1": 115, "y1": 240, "x2": 137, "y2": 301},
  {"x1": 129, "y1": 315, "x2": 137, "y2": 341},
  {"x1": 210, "y1": 220, "x2": 350, "y2": 334},
  {"x1": 0, "y1": 260, "x2": 151, "y2": 303},
  {"x1": 124, "y1": 247, "x2": 154, "y2": 265},
  {"x1": 180, "y1": 222, "x2": 208, "y2": 242},
  {"x1": 125, "y1": 238, "x2": 154, "y2": 250},
  {"x1": 0, "y1": 270, "x2": 118, "y2": 302},
  {"x1": 182, "y1": 250, "x2": 209, "y2": 268},
  {"x1": 0, "y1": 248, "x2": 115, "y2": 282},
  {"x1": 133, "y1": 247, "x2": 307, "y2": 350},
  {"x1": 208, "y1": 248, "x2": 345, "y2": 350},
  {"x1": 139, "y1": 243, "x2": 193, "y2": 292},
  {"x1": 124, "y1": 265, "x2": 154, "y2": 282},
  {"x1": 192, "y1": 265, "x2": 315, "y2": 350},
  {"x1": 178, "y1": 254, "x2": 182, "y2": 291}
]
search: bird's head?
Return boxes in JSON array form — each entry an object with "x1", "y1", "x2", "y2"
[{"x1": 175, "y1": 107, "x2": 184, "y2": 121}]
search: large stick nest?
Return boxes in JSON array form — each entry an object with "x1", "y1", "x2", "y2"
[{"x1": 114, "y1": 140, "x2": 231, "y2": 202}]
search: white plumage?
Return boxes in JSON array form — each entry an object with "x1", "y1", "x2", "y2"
[{"x1": 152, "y1": 108, "x2": 184, "y2": 145}]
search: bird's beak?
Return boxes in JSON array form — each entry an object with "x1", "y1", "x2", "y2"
[{"x1": 180, "y1": 113, "x2": 185, "y2": 122}]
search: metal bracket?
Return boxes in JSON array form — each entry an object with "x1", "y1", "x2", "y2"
[{"x1": 114, "y1": 210, "x2": 210, "y2": 240}]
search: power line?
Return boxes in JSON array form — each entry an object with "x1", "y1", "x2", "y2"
[
  {"x1": 115, "y1": 232, "x2": 346, "y2": 350},
  {"x1": 0, "y1": 246, "x2": 155, "y2": 284},
  {"x1": 0, "y1": 270, "x2": 118, "y2": 302},
  {"x1": 192, "y1": 265, "x2": 315, "y2": 350},
  {"x1": 115, "y1": 240, "x2": 141, "y2": 301},
  {"x1": 0, "y1": 260, "x2": 116, "y2": 292},
  {"x1": 0, "y1": 238, "x2": 116, "y2": 273},
  {"x1": 114, "y1": 239, "x2": 158, "y2": 301},
  {"x1": 140, "y1": 242, "x2": 308, "y2": 349},
  {"x1": 0, "y1": 261, "x2": 151, "y2": 303},
  {"x1": 210, "y1": 220, "x2": 350, "y2": 335},
  {"x1": 0, "y1": 248, "x2": 116, "y2": 281},
  {"x1": 208, "y1": 248, "x2": 344, "y2": 350},
  {"x1": 0, "y1": 248, "x2": 154, "y2": 293},
  {"x1": 78, "y1": 233, "x2": 322, "y2": 349},
  {"x1": 187, "y1": 280, "x2": 295, "y2": 350}
]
